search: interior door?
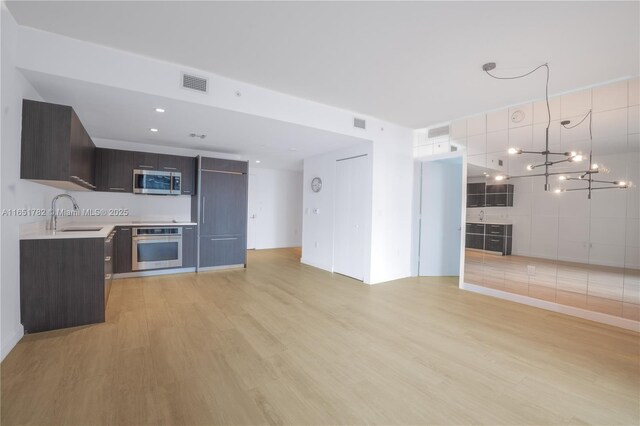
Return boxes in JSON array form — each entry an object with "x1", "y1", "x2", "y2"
[
  {"x1": 333, "y1": 155, "x2": 368, "y2": 281},
  {"x1": 419, "y1": 157, "x2": 463, "y2": 276},
  {"x1": 247, "y1": 173, "x2": 259, "y2": 249}
]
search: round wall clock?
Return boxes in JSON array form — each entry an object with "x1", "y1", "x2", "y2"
[{"x1": 311, "y1": 177, "x2": 322, "y2": 193}]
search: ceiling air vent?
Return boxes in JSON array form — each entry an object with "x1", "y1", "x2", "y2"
[
  {"x1": 427, "y1": 125, "x2": 450, "y2": 139},
  {"x1": 181, "y1": 73, "x2": 208, "y2": 93},
  {"x1": 353, "y1": 117, "x2": 366, "y2": 130}
]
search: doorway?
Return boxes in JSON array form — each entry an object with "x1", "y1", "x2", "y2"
[
  {"x1": 333, "y1": 154, "x2": 368, "y2": 281},
  {"x1": 418, "y1": 155, "x2": 464, "y2": 276}
]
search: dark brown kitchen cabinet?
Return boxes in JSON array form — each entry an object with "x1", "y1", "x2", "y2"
[
  {"x1": 198, "y1": 158, "x2": 248, "y2": 268},
  {"x1": 20, "y1": 237, "x2": 110, "y2": 333},
  {"x1": 133, "y1": 151, "x2": 158, "y2": 170},
  {"x1": 158, "y1": 154, "x2": 196, "y2": 195},
  {"x1": 179, "y1": 156, "x2": 197, "y2": 195},
  {"x1": 114, "y1": 226, "x2": 132, "y2": 273},
  {"x1": 21, "y1": 99, "x2": 96, "y2": 191},
  {"x1": 95, "y1": 148, "x2": 134, "y2": 192},
  {"x1": 201, "y1": 157, "x2": 248, "y2": 174},
  {"x1": 182, "y1": 226, "x2": 197, "y2": 267},
  {"x1": 465, "y1": 222, "x2": 512, "y2": 255}
]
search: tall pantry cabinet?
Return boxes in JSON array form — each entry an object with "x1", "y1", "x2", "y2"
[{"x1": 196, "y1": 157, "x2": 249, "y2": 269}]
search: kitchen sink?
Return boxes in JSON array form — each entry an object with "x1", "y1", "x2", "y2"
[{"x1": 59, "y1": 227, "x2": 103, "y2": 232}]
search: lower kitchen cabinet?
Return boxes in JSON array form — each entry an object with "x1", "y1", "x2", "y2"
[
  {"x1": 20, "y1": 237, "x2": 111, "y2": 333},
  {"x1": 182, "y1": 226, "x2": 197, "y2": 267},
  {"x1": 114, "y1": 226, "x2": 132, "y2": 273},
  {"x1": 465, "y1": 222, "x2": 512, "y2": 255},
  {"x1": 199, "y1": 235, "x2": 246, "y2": 267}
]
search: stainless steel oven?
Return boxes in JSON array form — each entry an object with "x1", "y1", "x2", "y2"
[
  {"x1": 133, "y1": 169, "x2": 182, "y2": 195},
  {"x1": 132, "y1": 227, "x2": 182, "y2": 271}
]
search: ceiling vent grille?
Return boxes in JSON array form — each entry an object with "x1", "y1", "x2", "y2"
[
  {"x1": 427, "y1": 125, "x2": 449, "y2": 139},
  {"x1": 353, "y1": 117, "x2": 366, "y2": 129},
  {"x1": 181, "y1": 73, "x2": 208, "y2": 93}
]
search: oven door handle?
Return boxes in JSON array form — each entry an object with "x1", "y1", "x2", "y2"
[{"x1": 133, "y1": 236, "x2": 182, "y2": 242}]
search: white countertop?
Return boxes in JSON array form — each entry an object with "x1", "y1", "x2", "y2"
[{"x1": 20, "y1": 221, "x2": 197, "y2": 240}]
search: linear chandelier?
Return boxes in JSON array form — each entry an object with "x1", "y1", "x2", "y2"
[{"x1": 482, "y1": 62, "x2": 630, "y2": 198}]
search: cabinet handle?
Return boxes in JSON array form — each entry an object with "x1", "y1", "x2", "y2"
[
  {"x1": 202, "y1": 197, "x2": 205, "y2": 224},
  {"x1": 182, "y1": 190, "x2": 191, "y2": 194},
  {"x1": 105, "y1": 256, "x2": 111, "y2": 262},
  {"x1": 138, "y1": 165, "x2": 154, "y2": 169},
  {"x1": 491, "y1": 239, "x2": 500, "y2": 242},
  {"x1": 105, "y1": 274, "x2": 112, "y2": 280},
  {"x1": 163, "y1": 167, "x2": 177, "y2": 170},
  {"x1": 211, "y1": 237, "x2": 238, "y2": 241},
  {"x1": 120, "y1": 228, "x2": 130, "y2": 231},
  {"x1": 110, "y1": 187, "x2": 125, "y2": 191},
  {"x1": 185, "y1": 227, "x2": 193, "y2": 230}
]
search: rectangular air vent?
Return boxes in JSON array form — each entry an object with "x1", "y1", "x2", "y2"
[
  {"x1": 427, "y1": 125, "x2": 450, "y2": 139},
  {"x1": 181, "y1": 73, "x2": 208, "y2": 93},
  {"x1": 353, "y1": 117, "x2": 366, "y2": 129}
]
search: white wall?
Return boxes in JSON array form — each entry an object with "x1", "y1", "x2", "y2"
[
  {"x1": 0, "y1": 5, "x2": 61, "y2": 360},
  {"x1": 247, "y1": 167, "x2": 302, "y2": 250}
]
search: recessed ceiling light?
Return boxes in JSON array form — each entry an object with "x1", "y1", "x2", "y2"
[
  {"x1": 154, "y1": 108, "x2": 165, "y2": 113},
  {"x1": 189, "y1": 133, "x2": 206, "y2": 139},
  {"x1": 149, "y1": 128, "x2": 159, "y2": 132},
  {"x1": 255, "y1": 160, "x2": 261, "y2": 163}
]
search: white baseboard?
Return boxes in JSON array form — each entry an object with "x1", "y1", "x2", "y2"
[
  {"x1": 1, "y1": 324, "x2": 24, "y2": 361},
  {"x1": 300, "y1": 258, "x2": 333, "y2": 272},
  {"x1": 461, "y1": 282, "x2": 640, "y2": 332}
]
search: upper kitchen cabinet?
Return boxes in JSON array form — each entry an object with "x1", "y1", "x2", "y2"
[
  {"x1": 21, "y1": 99, "x2": 96, "y2": 191},
  {"x1": 95, "y1": 148, "x2": 134, "y2": 192},
  {"x1": 133, "y1": 151, "x2": 159, "y2": 170},
  {"x1": 201, "y1": 157, "x2": 248, "y2": 174},
  {"x1": 158, "y1": 154, "x2": 196, "y2": 195}
]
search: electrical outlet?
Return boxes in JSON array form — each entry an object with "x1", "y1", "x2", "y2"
[
  {"x1": 314, "y1": 241, "x2": 319, "y2": 248},
  {"x1": 313, "y1": 208, "x2": 320, "y2": 215},
  {"x1": 527, "y1": 265, "x2": 536, "y2": 276}
]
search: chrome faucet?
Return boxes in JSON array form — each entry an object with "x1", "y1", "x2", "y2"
[
  {"x1": 48, "y1": 194, "x2": 80, "y2": 231},
  {"x1": 479, "y1": 209, "x2": 485, "y2": 222}
]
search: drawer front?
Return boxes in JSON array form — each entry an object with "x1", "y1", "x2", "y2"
[
  {"x1": 465, "y1": 233, "x2": 484, "y2": 250},
  {"x1": 486, "y1": 224, "x2": 506, "y2": 236},
  {"x1": 484, "y1": 236, "x2": 505, "y2": 252},
  {"x1": 467, "y1": 183, "x2": 486, "y2": 195},
  {"x1": 466, "y1": 223, "x2": 485, "y2": 234},
  {"x1": 199, "y1": 235, "x2": 246, "y2": 268},
  {"x1": 467, "y1": 194, "x2": 485, "y2": 208}
]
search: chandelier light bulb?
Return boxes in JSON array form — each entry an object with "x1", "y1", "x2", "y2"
[
  {"x1": 554, "y1": 188, "x2": 562, "y2": 193},
  {"x1": 618, "y1": 181, "x2": 627, "y2": 186},
  {"x1": 558, "y1": 175, "x2": 566, "y2": 180},
  {"x1": 495, "y1": 175, "x2": 505, "y2": 181},
  {"x1": 526, "y1": 164, "x2": 534, "y2": 171},
  {"x1": 591, "y1": 163, "x2": 599, "y2": 170},
  {"x1": 508, "y1": 147, "x2": 521, "y2": 155}
]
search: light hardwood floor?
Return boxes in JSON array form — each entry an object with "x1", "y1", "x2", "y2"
[{"x1": 2, "y1": 248, "x2": 639, "y2": 425}]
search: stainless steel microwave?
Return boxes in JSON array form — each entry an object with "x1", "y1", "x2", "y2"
[{"x1": 133, "y1": 169, "x2": 181, "y2": 195}]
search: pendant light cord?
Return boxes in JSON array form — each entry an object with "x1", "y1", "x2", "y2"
[
  {"x1": 484, "y1": 63, "x2": 551, "y2": 132},
  {"x1": 561, "y1": 110, "x2": 593, "y2": 140}
]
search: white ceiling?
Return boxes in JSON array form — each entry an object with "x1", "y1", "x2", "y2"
[
  {"x1": 7, "y1": 1, "x2": 639, "y2": 128},
  {"x1": 21, "y1": 70, "x2": 369, "y2": 171}
]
